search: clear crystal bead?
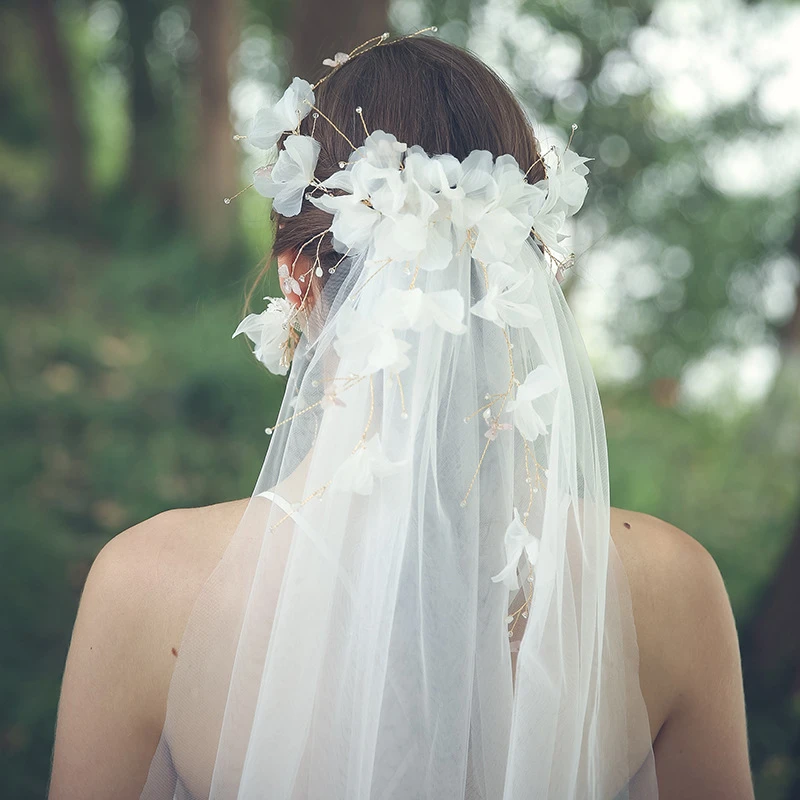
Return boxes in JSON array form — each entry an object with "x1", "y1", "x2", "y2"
[{"x1": 264, "y1": 427, "x2": 273, "y2": 435}]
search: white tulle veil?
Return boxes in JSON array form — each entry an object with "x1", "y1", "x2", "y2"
[{"x1": 140, "y1": 35, "x2": 659, "y2": 800}]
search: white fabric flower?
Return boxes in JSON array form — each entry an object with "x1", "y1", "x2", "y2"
[
  {"x1": 507, "y1": 364, "x2": 561, "y2": 441},
  {"x1": 483, "y1": 407, "x2": 512, "y2": 441},
  {"x1": 254, "y1": 135, "x2": 320, "y2": 217},
  {"x1": 278, "y1": 263, "x2": 301, "y2": 296},
  {"x1": 331, "y1": 434, "x2": 406, "y2": 495},
  {"x1": 322, "y1": 52, "x2": 350, "y2": 68},
  {"x1": 490, "y1": 508, "x2": 541, "y2": 590},
  {"x1": 350, "y1": 130, "x2": 407, "y2": 171},
  {"x1": 231, "y1": 296, "x2": 295, "y2": 376},
  {"x1": 249, "y1": 78, "x2": 315, "y2": 151},
  {"x1": 531, "y1": 206, "x2": 568, "y2": 257},
  {"x1": 320, "y1": 385, "x2": 346, "y2": 409},
  {"x1": 470, "y1": 261, "x2": 542, "y2": 329},
  {"x1": 373, "y1": 288, "x2": 466, "y2": 335},
  {"x1": 543, "y1": 148, "x2": 593, "y2": 217},
  {"x1": 370, "y1": 212, "x2": 432, "y2": 264},
  {"x1": 334, "y1": 305, "x2": 411, "y2": 374},
  {"x1": 311, "y1": 191, "x2": 381, "y2": 253},
  {"x1": 469, "y1": 155, "x2": 544, "y2": 263}
]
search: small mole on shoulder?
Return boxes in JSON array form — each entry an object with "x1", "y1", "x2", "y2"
[
  {"x1": 623, "y1": 522, "x2": 631, "y2": 529},
  {"x1": 171, "y1": 647, "x2": 178, "y2": 657}
]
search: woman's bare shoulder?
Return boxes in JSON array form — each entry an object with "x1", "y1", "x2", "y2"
[
  {"x1": 609, "y1": 508, "x2": 753, "y2": 798},
  {"x1": 50, "y1": 499, "x2": 250, "y2": 798},
  {"x1": 91, "y1": 497, "x2": 251, "y2": 649}
]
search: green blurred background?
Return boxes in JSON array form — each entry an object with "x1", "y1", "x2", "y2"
[{"x1": 2, "y1": 0, "x2": 800, "y2": 796}]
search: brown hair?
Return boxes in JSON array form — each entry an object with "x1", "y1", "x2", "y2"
[{"x1": 244, "y1": 34, "x2": 545, "y2": 312}]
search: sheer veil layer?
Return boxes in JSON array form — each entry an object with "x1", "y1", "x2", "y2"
[{"x1": 139, "y1": 76, "x2": 659, "y2": 798}]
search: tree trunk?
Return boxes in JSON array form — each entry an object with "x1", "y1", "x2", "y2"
[
  {"x1": 288, "y1": 0, "x2": 390, "y2": 80},
  {"x1": 28, "y1": 0, "x2": 90, "y2": 217},
  {"x1": 750, "y1": 506, "x2": 800, "y2": 673},
  {"x1": 745, "y1": 216, "x2": 800, "y2": 672},
  {"x1": 120, "y1": 0, "x2": 175, "y2": 210},
  {"x1": 190, "y1": 0, "x2": 238, "y2": 260}
]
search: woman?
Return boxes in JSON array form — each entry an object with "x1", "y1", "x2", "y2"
[{"x1": 49, "y1": 33, "x2": 754, "y2": 799}]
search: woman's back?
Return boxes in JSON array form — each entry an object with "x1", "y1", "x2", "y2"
[
  {"x1": 48, "y1": 32, "x2": 753, "y2": 800},
  {"x1": 49, "y1": 498, "x2": 753, "y2": 799}
]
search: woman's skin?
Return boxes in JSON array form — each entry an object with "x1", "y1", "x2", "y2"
[{"x1": 48, "y1": 258, "x2": 755, "y2": 799}]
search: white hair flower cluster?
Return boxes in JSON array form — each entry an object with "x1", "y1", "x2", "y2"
[
  {"x1": 305, "y1": 130, "x2": 591, "y2": 270},
  {"x1": 249, "y1": 77, "x2": 315, "y2": 151},
  {"x1": 232, "y1": 296, "x2": 299, "y2": 376}
]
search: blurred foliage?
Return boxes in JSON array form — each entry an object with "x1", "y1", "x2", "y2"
[{"x1": 1, "y1": 0, "x2": 800, "y2": 797}]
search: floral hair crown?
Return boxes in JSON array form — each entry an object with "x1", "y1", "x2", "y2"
[
  {"x1": 230, "y1": 29, "x2": 595, "y2": 607},
  {"x1": 231, "y1": 29, "x2": 592, "y2": 375}
]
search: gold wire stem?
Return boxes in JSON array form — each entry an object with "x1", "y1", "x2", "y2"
[
  {"x1": 395, "y1": 25, "x2": 439, "y2": 42},
  {"x1": 269, "y1": 479, "x2": 334, "y2": 532},
  {"x1": 303, "y1": 100, "x2": 357, "y2": 150},
  {"x1": 312, "y1": 34, "x2": 387, "y2": 91},
  {"x1": 508, "y1": 571, "x2": 533, "y2": 637},
  {"x1": 463, "y1": 395, "x2": 504, "y2": 423},
  {"x1": 266, "y1": 373, "x2": 368, "y2": 436},
  {"x1": 396, "y1": 372, "x2": 407, "y2": 418},
  {"x1": 565, "y1": 122, "x2": 578, "y2": 152},
  {"x1": 292, "y1": 228, "x2": 331, "y2": 271},
  {"x1": 329, "y1": 246, "x2": 353, "y2": 275},
  {"x1": 350, "y1": 257, "x2": 393, "y2": 301},
  {"x1": 524, "y1": 149, "x2": 548, "y2": 179},
  {"x1": 355, "y1": 106, "x2": 370, "y2": 137},
  {"x1": 522, "y1": 438, "x2": 534, "y2": 517},
  {"x1": 223, "y1": 183, "x2": 254, "y2": 205},
  {"x1": 408, "y1": 258, "x2": 421, "y2": 290},
  {"x1": 356, "y1": 375, "x2": 376, "y2": 448},
  {"x1": 461, "y1": 323, "x2": 517, "y2": 506},
  {"x1": 466, "y1": 228, "x2": 491, "y2": 289},
  {"x1": 461, "y1": 435, "x2": 494, "y2": 507}
]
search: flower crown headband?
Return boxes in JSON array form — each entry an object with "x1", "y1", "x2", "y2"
[
  {"x1": 228, "y1": 27, "x2": 590, "y2": 322},
  {"x1": 231, "y1": 29, "x2": 594, "y2": 620}
]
